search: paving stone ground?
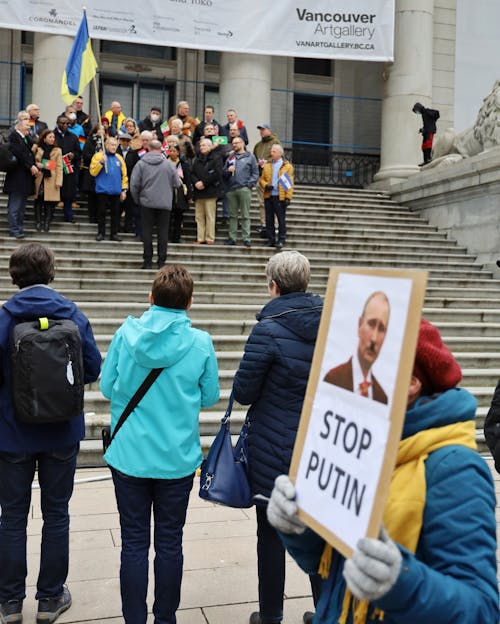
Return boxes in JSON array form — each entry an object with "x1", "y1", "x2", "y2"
[{"x1": 24, "y1": 458, "x2": 500, "y2": 623}]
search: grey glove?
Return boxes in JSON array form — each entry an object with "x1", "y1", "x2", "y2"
[
  {"x1": 343, "y1": 527, "x2": 402, "y2": 601},
  {"x1": 267, "y1": 475, "x2": 306, "y2": 535}
]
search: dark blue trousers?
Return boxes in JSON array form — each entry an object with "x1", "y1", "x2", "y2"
[
  {"x1": 0, "y1": 444, "x2": 79, "y2": 602},
  {"x1": 111, "y1": 468, "x2": 194, "y2": 624}
]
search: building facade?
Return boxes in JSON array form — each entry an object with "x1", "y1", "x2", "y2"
[{"x1": 0, "y1": 0, "x2": 458, "y2": 188}]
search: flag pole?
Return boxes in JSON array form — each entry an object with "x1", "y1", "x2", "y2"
[
  {"x1": 83, "y1": 5, "x2": 107, "y2": 173},
  {"x1": 91, "y1": 74, "x2": 107, "y2": 172}
]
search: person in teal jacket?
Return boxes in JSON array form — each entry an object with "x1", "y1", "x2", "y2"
[
  {"x1": 267, "y1": 319, "x2": 499, "y2": 624},
  {"x1": 100, "y1": 264, "x2": 219, "y2": 624}
]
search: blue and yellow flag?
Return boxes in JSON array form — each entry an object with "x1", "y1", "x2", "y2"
[{"x1": 61, "y1": 10, "x2": 97, "y2": 105}]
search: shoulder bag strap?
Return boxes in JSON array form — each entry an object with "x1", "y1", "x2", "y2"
[{"x1": 108, "y1": 367, "x2": 163, "y2": 446}]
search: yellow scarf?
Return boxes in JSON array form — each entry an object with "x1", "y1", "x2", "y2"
[{"x1": 316, "y1": 420, "x2": 477, "y2": 624}]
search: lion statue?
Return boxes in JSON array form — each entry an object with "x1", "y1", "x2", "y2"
[{"x1": 431, "y1": 79, "x2": 500, "y2": 164}]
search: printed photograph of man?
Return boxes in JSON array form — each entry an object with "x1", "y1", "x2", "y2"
[{"x1": 323, "y1": 291, "x2": 390, "y2": 404}]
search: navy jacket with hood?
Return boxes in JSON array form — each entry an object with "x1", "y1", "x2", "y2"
[
  {"x1": 233, "y1": 291, "x2": 323, "y2": 499},
  {"x1": 0, "y1": 285, "x2": 102, "y2": 453}
]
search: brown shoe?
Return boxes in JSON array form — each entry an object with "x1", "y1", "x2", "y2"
[
  {"x1": 71, "y1": 202, "x2": 80, "y2": 209},
  {"x1": 57, "y1": 201, "x2": 64, "y2": 208}
]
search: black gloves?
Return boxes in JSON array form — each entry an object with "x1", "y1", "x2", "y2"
[{"x1": 265, "y1": 184, "x2": 274, "y2": 191}]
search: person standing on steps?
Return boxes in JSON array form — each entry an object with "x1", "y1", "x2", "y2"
[
  {"x1": 3, "y1": 116, "x2": 41, "y2": 238},
  {"x1": 223, "y1": 136, "x2": 258, "y2": 247},
  {"x1": 90, "y1": 137, "x2": 128, "y2": 242},
  {"x1": 129, "y1": 139, "x2": 180, "y2": 270},
  {"x1": 32, "y1": 129, "x2": 63, "y2": 232},
  {"x1": 259, "y1": 144, "x2": 293, "y2": 249}
]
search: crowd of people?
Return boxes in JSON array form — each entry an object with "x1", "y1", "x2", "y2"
[
  {"x1": 2, "y1": 97, "x2": 295, "y2": 267},
  {"x1": 0, "y1": 241, "x2": 498, "y2": 624}
]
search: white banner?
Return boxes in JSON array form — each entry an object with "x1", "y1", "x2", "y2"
[{"x1": 0, "y1": 0, "x2": 395, "y2": 62}]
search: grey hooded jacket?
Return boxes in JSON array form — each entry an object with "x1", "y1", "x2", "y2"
[{"x1": 129, "y1": 151, "x2": 180, "y2": 210}]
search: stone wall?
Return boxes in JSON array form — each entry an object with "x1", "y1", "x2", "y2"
[{"x1": 390, "y1": 146, "x2": 500, "y2": 271}]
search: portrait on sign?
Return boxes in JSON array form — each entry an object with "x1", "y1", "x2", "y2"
[{"x1": 290, "y1": 268, "x2": 427, "y2": 558}]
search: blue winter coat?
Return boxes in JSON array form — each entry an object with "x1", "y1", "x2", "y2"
[
  {"x1": 0, "y1": 284, "x2": 102, "y2": 453},
  {"x1": 233, "y1": 292, "x2": 323, "y2": 499},
  {"x1": 281, "y1": 388, "x2": 500, "y2": 623},
  {"x1": 100, "y1": 305, "x2": 220, "y2": 479}
]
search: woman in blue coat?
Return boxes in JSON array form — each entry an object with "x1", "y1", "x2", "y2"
[
  {"x1": 268, "y1": 319, "x2": 499, "y2": 624},
  {"x1": 233, "y1": 251, "x2": 323, "y2": 624},
  {"x1": 100, "y1": 264, "x2": 219, "y2": 624}
]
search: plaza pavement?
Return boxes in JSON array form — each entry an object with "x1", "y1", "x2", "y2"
[{"x1": 23, "y1": 458, "x2": 500, "y2": 623}]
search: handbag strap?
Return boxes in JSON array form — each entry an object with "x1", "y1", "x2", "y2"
[
  {"x1": 108, "y1": 367, "x2": 163, "y2": 446},
  {"x1": 221, "y1": 391, "x2": 234, "y2": 425}
]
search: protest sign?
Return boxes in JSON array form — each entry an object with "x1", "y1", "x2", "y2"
[{"x1": 290, "y1": 267, "x2": 427, "y2": 557}]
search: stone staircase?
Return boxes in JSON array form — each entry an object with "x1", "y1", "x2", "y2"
[{"x1": 0, "y1": 184, "x2": 497, "y2": 466}]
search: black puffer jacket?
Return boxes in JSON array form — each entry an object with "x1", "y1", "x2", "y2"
[{"x1": 233, "y1": 291, "x2": 323, "y2": 500}]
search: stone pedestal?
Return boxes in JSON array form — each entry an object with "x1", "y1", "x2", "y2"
[
  {"x1": 220, "y1": 53, "x2": 271, "y2": 148},
  {"x1": 373, "y1": 0, "x2": 434, "y2": 187}
]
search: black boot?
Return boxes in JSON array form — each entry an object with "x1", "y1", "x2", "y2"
[
  {"x1": 423, "y1": 148, "x2": 432, "y2": 164},
  {"x1": 43, "y1": 205, "x2": 53, "y2": 232},
  {"x1": 35, "y1": 202, "x2": 42, "y2": 231}
]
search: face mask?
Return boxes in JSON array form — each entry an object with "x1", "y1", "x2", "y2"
[
  {"x1": 150, "y1": 114, "x2": 160, "y2": 122},
  {"x1": 68, "y1": 113, "x2": 77, "y2": 121}
]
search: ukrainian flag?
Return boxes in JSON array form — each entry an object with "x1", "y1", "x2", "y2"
[{"x1": 61, "y1": 10, "x2": 97, "y2": 105}]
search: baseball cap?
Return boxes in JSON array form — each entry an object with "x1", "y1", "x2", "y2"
[{"x1": 257, "y1": 123, "x2": 270, "y2": 130}]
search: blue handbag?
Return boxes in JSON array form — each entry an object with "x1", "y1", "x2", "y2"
[{"x1": 199, "y1": 392, "x2": 252, "y2": 508}]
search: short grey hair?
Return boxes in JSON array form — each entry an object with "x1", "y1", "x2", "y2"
[
  {"x1": 140, "y1": 130, "x2": 153, "y2": 140},
  {"x1": 171, "y1": 119, "x2": 183, "y2": 129},
  {"x1": 272, "y1": 143, "x2": 284, "y2": 155},
  {"x1": 266, "y1": 250, "x2": 310, "y2": 295},
  {"x1": 16, "y1": 110, "x2": 29, "y2": 121},
  {"x1": 149, "y1": 139, "x2": 162, "y2": 151}
]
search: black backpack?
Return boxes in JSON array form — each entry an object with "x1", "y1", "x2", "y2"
[
  {"x1": 0, "y1": 143, "x2": 18, "y2": 172},
  {"x1": 11, "y1": 317, "x2": 85, "y2": 424}
]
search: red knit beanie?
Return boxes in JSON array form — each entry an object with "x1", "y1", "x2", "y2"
[{"x1": 413, "y1": 318, "x2": 462, "y2": 394}]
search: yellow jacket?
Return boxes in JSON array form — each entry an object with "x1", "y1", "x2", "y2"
[{"x1": 259, "y1": 159, "x2": 294, "y2": 201}]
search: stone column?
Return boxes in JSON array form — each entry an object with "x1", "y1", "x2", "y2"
[
  {"x1": 373, "y1": 0, "x2": 434, "y2": 187},
  {"x1": 220, "y1": 52, "x2": 272, "y2": 148},
  {"x1": 32, "y1": 33, "x2": 78, "y2": 128}
]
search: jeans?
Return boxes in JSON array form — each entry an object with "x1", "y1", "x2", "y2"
[
  {"x1": 226, "y1": 186, "x2": 252, "y2": 242},
  {"x1": 265, "y1": 196, "x2": 286, "y2": 244},
  {"x1": 0, "y1": 444, "x2": 79, "y2": 602},
  {"x1": 256, "y1": 505, "x2": 322, "y2": 624},
  {"x1": 111, "y1": 468, "x2": 194, "y2": 624},
  {"x1": 7, "y1": 192, "x2": 27, "y2": 236},
  {"x1": 141, "y1": 208, "x2": 170, "y2": 263}
]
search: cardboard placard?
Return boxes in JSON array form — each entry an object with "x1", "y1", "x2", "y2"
[{"x1": 290, "y1": 267, "x2": 427, "y2": 558}]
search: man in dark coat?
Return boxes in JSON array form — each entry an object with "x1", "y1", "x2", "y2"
[
  {"x1": 324, "y1": 291, "x2": 390, "y2": 404},
  {"x1": 54, "y1": 115, "x2": 81, "y2": 223},
  {"x1": 138, "y1": 106, "x2": 164, "y2": 142},
  {"x1": 233, "y1": 251, "x2": 323, "y2": 624},
  {"x1": 117, "y1": 132, "x2": 139, "y2": 233},
  {"x1": 3, "y1": 117, "x2": 41, "y2": 238},
  {"x1": 26, "y1": 103, "x2": 48, "y2": 143}
]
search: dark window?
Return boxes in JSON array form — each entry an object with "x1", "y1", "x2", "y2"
[
  {"x1": 100, "y1": 41, "x2": 176, "y2": 61},
  {"x1": 99, "y1": 77, "x2": 173, "y2": 122},
  {"x1": 294, "y1": 57, "x2": 332, "y2": 76},
  {"x1": 205, "y1": 51, "x2": 220, "y2": 65},
  {"x1": 292, "y1": 94, "x2": 331, "y2": 164},
  {"x1": 21, "y1": 31, "x2": 34, "y2": 45}
]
